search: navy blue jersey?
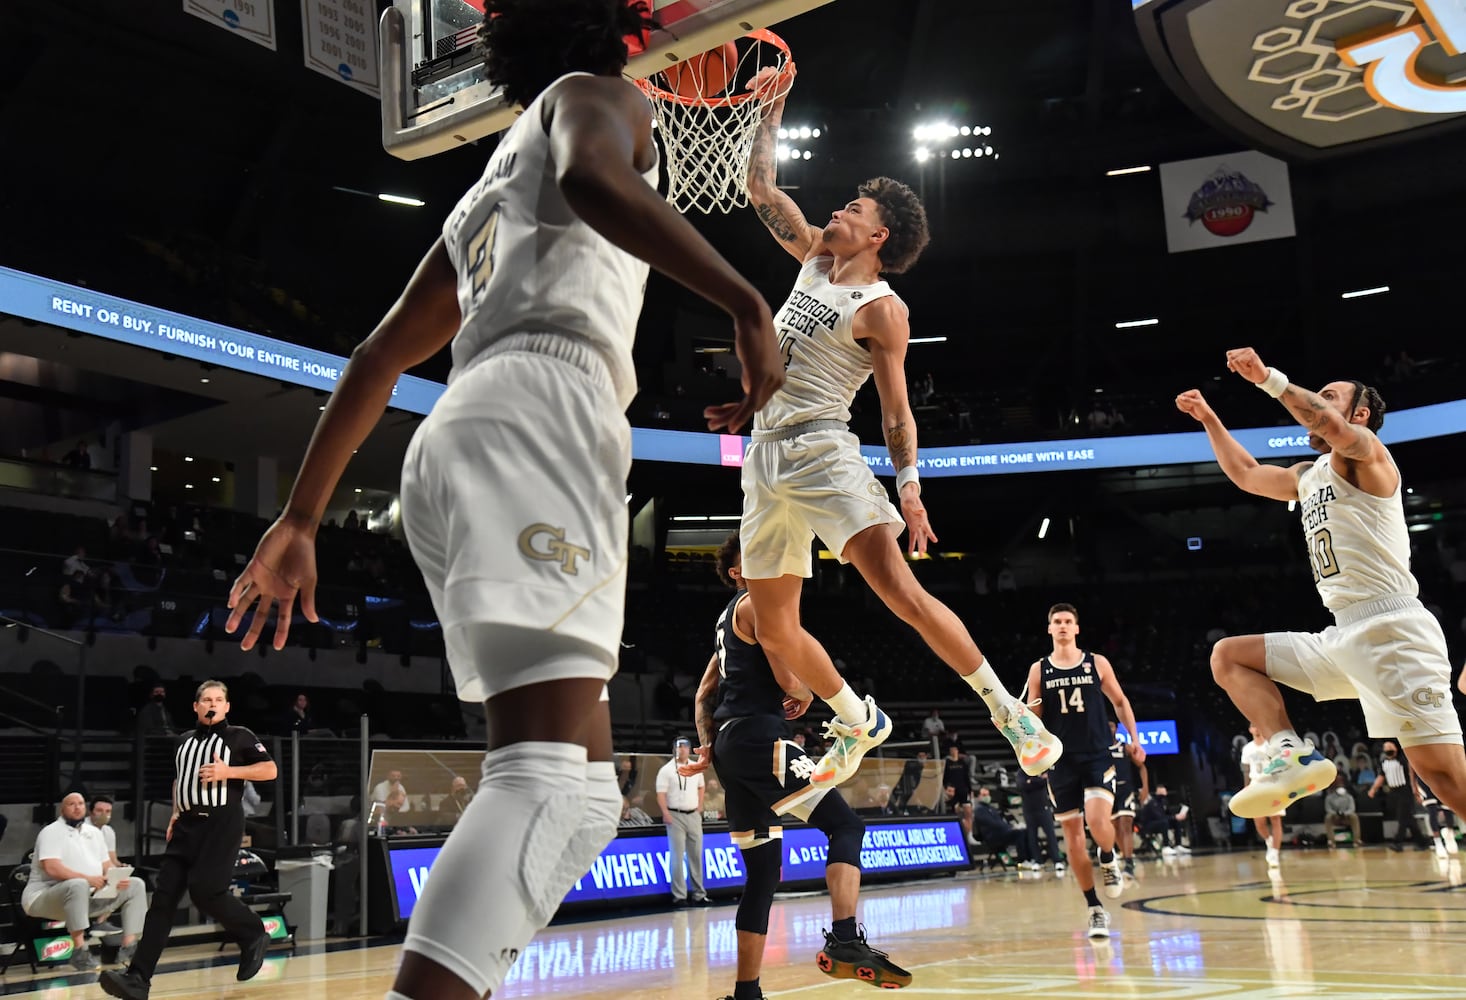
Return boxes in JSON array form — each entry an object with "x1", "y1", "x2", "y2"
[
  {"x1": 1110, "y1": 739, "x2": 1136, "y2": 790},
  {"x1": 1037, "y1": 651, "x2": 1111, "y2": 754},
  {"x1": 712, "y1": 591, "x2": 785, "y2": 721}
]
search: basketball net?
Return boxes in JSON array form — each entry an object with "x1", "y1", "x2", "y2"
[{"x1": 636, "y1": 29, "x2": 794, "y2": 215}]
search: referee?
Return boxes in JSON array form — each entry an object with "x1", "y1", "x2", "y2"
[{"x1": 101, "y1": 680, "x2": 278, "y2": 1000}]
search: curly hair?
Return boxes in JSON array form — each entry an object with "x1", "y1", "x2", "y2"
[
  {"x1": 714, "y1": 532, "x2": 742, "y2": 590},
  {"x1": 1345, "y1": 380, "x2": 1387, "y2": 432},
  {"x1": 480, "y1": 0, "x2": 657, "y2": 109},
  {"x1": 858, "y1": 176, "x2": 930, "y2": 274}
]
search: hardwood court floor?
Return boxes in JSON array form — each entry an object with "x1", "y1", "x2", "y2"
[{"x1": 6, "y1": 847, "x2": 1465, "y2": 999}]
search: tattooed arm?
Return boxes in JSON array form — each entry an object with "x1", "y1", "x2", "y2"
[
  {"x1": 693, "y1": 653, "x2": 720, "y2": 756},
  {"x1": 745, "y1": 73, "x2": 821, "y2": 261},
  {"x1": 859, "y1": 297, "x2": 937, "y2": 554}
]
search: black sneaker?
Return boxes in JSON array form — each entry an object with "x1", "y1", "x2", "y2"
[
  {"x1": 816, "y1": 926, "x2": 912, "y2": 989},
  {"x1": 237, "y1": 932, "x2": 269, "y2": 981},
  {"x1": 99, "y1": 970, "x2": 150, "y2": 1000}
]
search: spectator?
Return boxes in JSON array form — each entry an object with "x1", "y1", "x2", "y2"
[
  {"x1": 371, "y1": 769, "x2": 408, "y2": 805},
  {"x1": 283, "y1": 693, "x2": 313, "y2": 734},
  {"x1": 620, "y1": 794, "x2": 653, "y2": 827},
  {"x1": 1017, "y1": 770, "x2": 1063, "y2": 870},
  {"x1": 971, "y1": 787, "x2": 1028, "y2": 861},
  {"x1": 942, "y1": 745, "x2": 974, "y2": 845},
  {"x1": 1353, "y1": 754, "x2": 1377, "y2": 787},
  {"x1": 135, "y1": 684, "x2": 176, "y2": 736},
  {"x1": 1138, "y1": 785, "x2": 1191, "y2": 855},
  {"x1": 921, "y1": 710, "x2": 946, "y2": 739},
  {"x1": 22, "y1": 792, "x2": 144, "y2": 971},
  {"x1": 617, "y1": 757, "x2": 639, "y2": 797},
  {"x1": 62, "y1": 440, "x2": 92, "y2": 469},
  {"x1": 63, "y1": 545, "x2": 92, "y2": 579},
  {"x1": 439, "y1": 775, "x2": 474, "y2": 819},
  {"x1": 241, "y1": 781, "x2": 262, "y2": 818},
  {"x1": 1323, "y1": 778, "x2": 1362, "y2": 846}
]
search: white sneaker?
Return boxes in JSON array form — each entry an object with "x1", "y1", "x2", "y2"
[
  {"x1": 1100, "y1": 855, "x2": 1125, "y2": 899},
  {"x1": 811, "y1": 696, "x2": 892, "y2": 788},
  {"x1": 1435, "y1": 839, "x2": 1449, "y2": 859},
  {"x1": 1265, "y1": 845, "x2": 1280, "y2": 868},
  {"x1": 1175, "y1": 844, "x2": 1192, "y2": 855},
  {"x1": 1086, "y1": 906, "x2": 1111, "y2": 939},
  {"x1": 1161, "y1": 846, "x2": 1176, "y2": 858},
  {"x1": 1447, "y1": 832, "x2": 1460, "y2": 856},
  {"x1": 1054, "y1": 861, "x2": 1066, "y2": 874},
  {"x1": 1228, "y1": 740, "x2": 1336, "y2": 819},
  {"x1": 992, "y1": 700, "x2": 1063, "y2": 776}
]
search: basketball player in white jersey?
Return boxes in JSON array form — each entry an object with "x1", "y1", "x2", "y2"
[
  {"x1": 1240, "y1": 725, "x2": 1284, "y2": 867},
  {"x1": 1177, "y1": 347, "x2": 1466, "y2": 825},
  {"x1": 222, "y1": 3, "x2": 782, "y2": 999},
  {"x1": 737, "y1": 71, "x2": 1063, "y2": 788}
]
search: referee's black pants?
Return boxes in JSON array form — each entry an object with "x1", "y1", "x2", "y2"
[
  {"x1": 1384, "y1": 786, "x2": 1420, "y2": 845},
  {"x1": 130, "y1": 809, "x2": 264, "y2": 980}
]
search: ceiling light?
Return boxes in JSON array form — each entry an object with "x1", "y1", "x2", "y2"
[
  {"x1": 1115, "y1": 318, "x2": 1160, "y2": 329},
  {"x1": 962, "y1": 148, "x2": 972, "y2": 158},
  {"x1": 973, "y1": 147, "x2": 984, "y2": 157},
  {"x1": 946, "y1": 124, "x2": 960, "y2": 138},
  {"x1": 1408, "y1": 523, "x2": 1432, "y2": 533},
  {"x1": 184, "y1": 456, "x2": 194, "y2": 462},
  {"x1": 211, "y1": 476, "x2": 221, "y2": 483},
  {"x1": 981, "y1": 125, "x2": 991, "y2": 135},
  {"x1": 1106, "y1": 165, "x2": 1152, "y2": 176},
  {"x1": 777, "y1": 145, "x2": 790, "y2": 161},
  {"x1": 811, "y1": 127, "x2": 821, "y2": 138},
  {"x1": 319, "y1": 405, "x2": 326, "y2": 411},
  {"x1": 354, "y1": 487, "x2": 362, "y2": 493},
  {"x1": 798, "y1": 126, "x2": 811, "y2": 138},
  {"x1": 378, "y1": 193, "x2": 426, "y2": 207},
  {"x1": 913, "y1": 125, "x2": 927, "y2": 141},
  {"x1": 960, "y1": 126, "x2": 971, "y2": 136},
  {"x1": 149, "y1": 466, "x2": 157, "y2": 472},
  {"x1": 185, "y1": 483, "x2": 194, "y2": 489},
  {"x1": 777, "y1": 127, "x2": 788, "y2": 139},
  {"x1": 802, "y1": 150, "x2": 812, "y2": 160},
  {"x1": 672, "y1": 515, "x2": 707, "y2": 522},
  {"x1": 915, "y1": 147, "x2": 930, "y2": 162},
  {"x1": 909, "y1": 336, "x2": 948, "y2": 344},
  {"x1": 1038, "y1": 517, "x2": 1050, "y2": 540},
  {"x1": 1341, "y1": 285, "x2": 1389, "y2": 299},
  {"x1": 200, "y1": 377, "x2": 210, "y2": 384},
  {"x1": 950, "y1": 150, "x2": 961, "y2": 159},
  {"x1": 707, "y1": 515, "x2": 742, "y2": 521},
  {"x1": 984, "y1": 145, "x2": 993, "y2": 156},
  {"x1": 788, "y1": 148, "x2": 800, "y2": 158}
]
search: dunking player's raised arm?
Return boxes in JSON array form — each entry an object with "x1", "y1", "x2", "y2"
[
  {"x1": 860, "y1": 294, "x2": 936, "y2": 555},
  {"x1": 1175, "y1": 389, "x2": 1310, "y2": 502},
  {"x1": 745, "y1": 68, "x2": 823, "y2": 261}
]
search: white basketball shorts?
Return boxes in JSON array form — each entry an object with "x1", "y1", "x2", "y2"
[
  {"x1": 740, "y1": 426, "x2": 903, "y2": 580},
  {"x1": 1264, "y1": 596, "x2": 1462, "y2": 748},
  {"x1": 399, "y1": 334, "x2": 631, "y2": 702}
]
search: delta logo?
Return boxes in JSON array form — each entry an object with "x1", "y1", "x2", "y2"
[
  {"x1": 1184, "y1": 167, "x2": 1273, "y2": 238},
  {"x1": 39, "y1": 937, "x2": 74, "y2": 961}
]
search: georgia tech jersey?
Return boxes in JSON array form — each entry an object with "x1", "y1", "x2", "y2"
[
  {"x1": 755, "y1": 255, "x2": 905, "y2": 431},
  {"x1": 1295, "y1": 453, "x2": 1416, "y2": 612},
  {"x1": 441, "y1": 72, "x2": 656, "y2": 409}
]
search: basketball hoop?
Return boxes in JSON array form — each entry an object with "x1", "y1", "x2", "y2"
[{"x1": 636, "y1": 29, "x2": 795, "y2": 215}]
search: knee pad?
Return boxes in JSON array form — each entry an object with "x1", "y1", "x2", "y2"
[
  {"x1": 403, "y1": 741, "x2": 587, "y2": 997},
  {"x1": 735, "y1": 841, "x2": 782, "y2": 935},
  {"x1": 548, "y1": 761, "x2": 622, "y2": 897},
  {"x1": 811, "y1": 794, "x2": 865, "y2": 869}
]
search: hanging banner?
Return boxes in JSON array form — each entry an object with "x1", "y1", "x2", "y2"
[
  {"x1": 1159, "y1": 149, "x2": 1295, "y2": 253},
  {"x1": 301, "y1": 0, "x2": 381, "y2": 97},
  {"x1": 184, "y1": 0, "x2": 278, "y2": 50}
]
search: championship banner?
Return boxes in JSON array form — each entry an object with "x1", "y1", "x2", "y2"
[
  {"x1": 301, "y1": 0, "x2": 381, "y2": 97},
  {"x1": 1135, "y1": 0, "x2": 1466, "y2": 160},
  {"x1": 1159, "y1": 149, "x2": 1295, "y2": 253},
  {"x1": 184, "y1": 0, "x2": 278, "y2": 50}
]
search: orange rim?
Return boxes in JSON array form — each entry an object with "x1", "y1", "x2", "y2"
[{"x1": 635, "y1": 28, "x2": 794, "y2": 107}]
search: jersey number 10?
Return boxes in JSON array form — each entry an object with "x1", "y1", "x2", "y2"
[{"x1": 1308, "y1": 528, "x2": 1342, "y2": 584}]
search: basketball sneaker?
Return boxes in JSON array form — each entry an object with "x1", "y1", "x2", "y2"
[
  {"x1": 992, "y1": 700, "x2": 1063, "y2": 776},
  {"x1": 1266, "y1": 845, "x2": 1281, "y2": 868},
  {"x1": 816, "y1": 926, "x2": 911, "y2": 990},
  {"x1": 1228, "y1": 740, "x2": 1336, "y2": 819},
  {"x1": 1086, "y1": 906, "x2": 1111, "y2": 939},
  {"x1": 1447, "y1": 832, "x2": 1460, "y2": 856},
  {"x1": 1100, "y1": 854, "x2": 1125, "y2": 899},
  {"x1": 812, "y1": 697, "x2": 892, "y2": 788}
]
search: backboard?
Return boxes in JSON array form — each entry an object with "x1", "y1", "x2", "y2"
[{"x1": 380, "y1": 0, "x2": 837, "y2": 160}]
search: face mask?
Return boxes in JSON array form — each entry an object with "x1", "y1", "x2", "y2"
[
  {"x1": 64, "y1": 816, "x2": 83, "y2": 828},
  {"x1": 153, "y1": 693, "x2": 165, "y2": 702}
]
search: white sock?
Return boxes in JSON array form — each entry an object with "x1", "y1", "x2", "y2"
[
  {"x1": 826, "y1": 682, "x2": 866, "y2": 724},
  {"x1": 963, "y1": 658, "x2": 1017, "y2": 714},
  {"x1": 1267, "y1": 729, "x2": 1303, "y2": 754}
]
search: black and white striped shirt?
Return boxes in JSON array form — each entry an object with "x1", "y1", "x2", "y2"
[
  {"x1": 1380, "y1": 756, "x2": 1408, "y2": 790},
  {"x1": 175, "y1": 721, "x2": 271, "y2": 813}
]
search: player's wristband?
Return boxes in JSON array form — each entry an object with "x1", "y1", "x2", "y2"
[
  {"x1": 1258, "y1": 367, "x2": 1289, "y2": 398},
  {"x1": 896, "y1": 466, "x2": 920, "y2": 495}
]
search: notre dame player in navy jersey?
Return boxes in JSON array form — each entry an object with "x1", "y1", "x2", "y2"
[
  {"x1": 1108, "y1": 719, "x2": 1147, "y2": 877},
  {"x1": 1024, "y1": 603, "x2": 1145, "y2": 939},
  {"x1": 681, "y1": 533, "x2": 910, "y2": 998}
]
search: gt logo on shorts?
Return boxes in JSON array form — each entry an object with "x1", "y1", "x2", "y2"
[
  {"x1": 1412, "y1": 687, "x2": 1445, "y2": 709},
  {"x1": 517, "y1": 523, "x2": 591, "y2": 575}
]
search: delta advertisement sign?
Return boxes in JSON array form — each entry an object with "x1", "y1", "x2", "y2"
[
  {"x1": 387, "y1": 818, "x2": 969, "y2": 920},
  {"x1": 1114, "y1": 719, "x2": 1181, "y2": 756}
]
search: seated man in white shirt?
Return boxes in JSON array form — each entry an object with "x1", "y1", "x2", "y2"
[{"x1": 23, "y1": 792, "x2": 145, "y2": 971}]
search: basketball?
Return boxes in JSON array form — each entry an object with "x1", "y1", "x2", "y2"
[{"x1": 666, "y1": 41, "x2": 739, "y2": 100}]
